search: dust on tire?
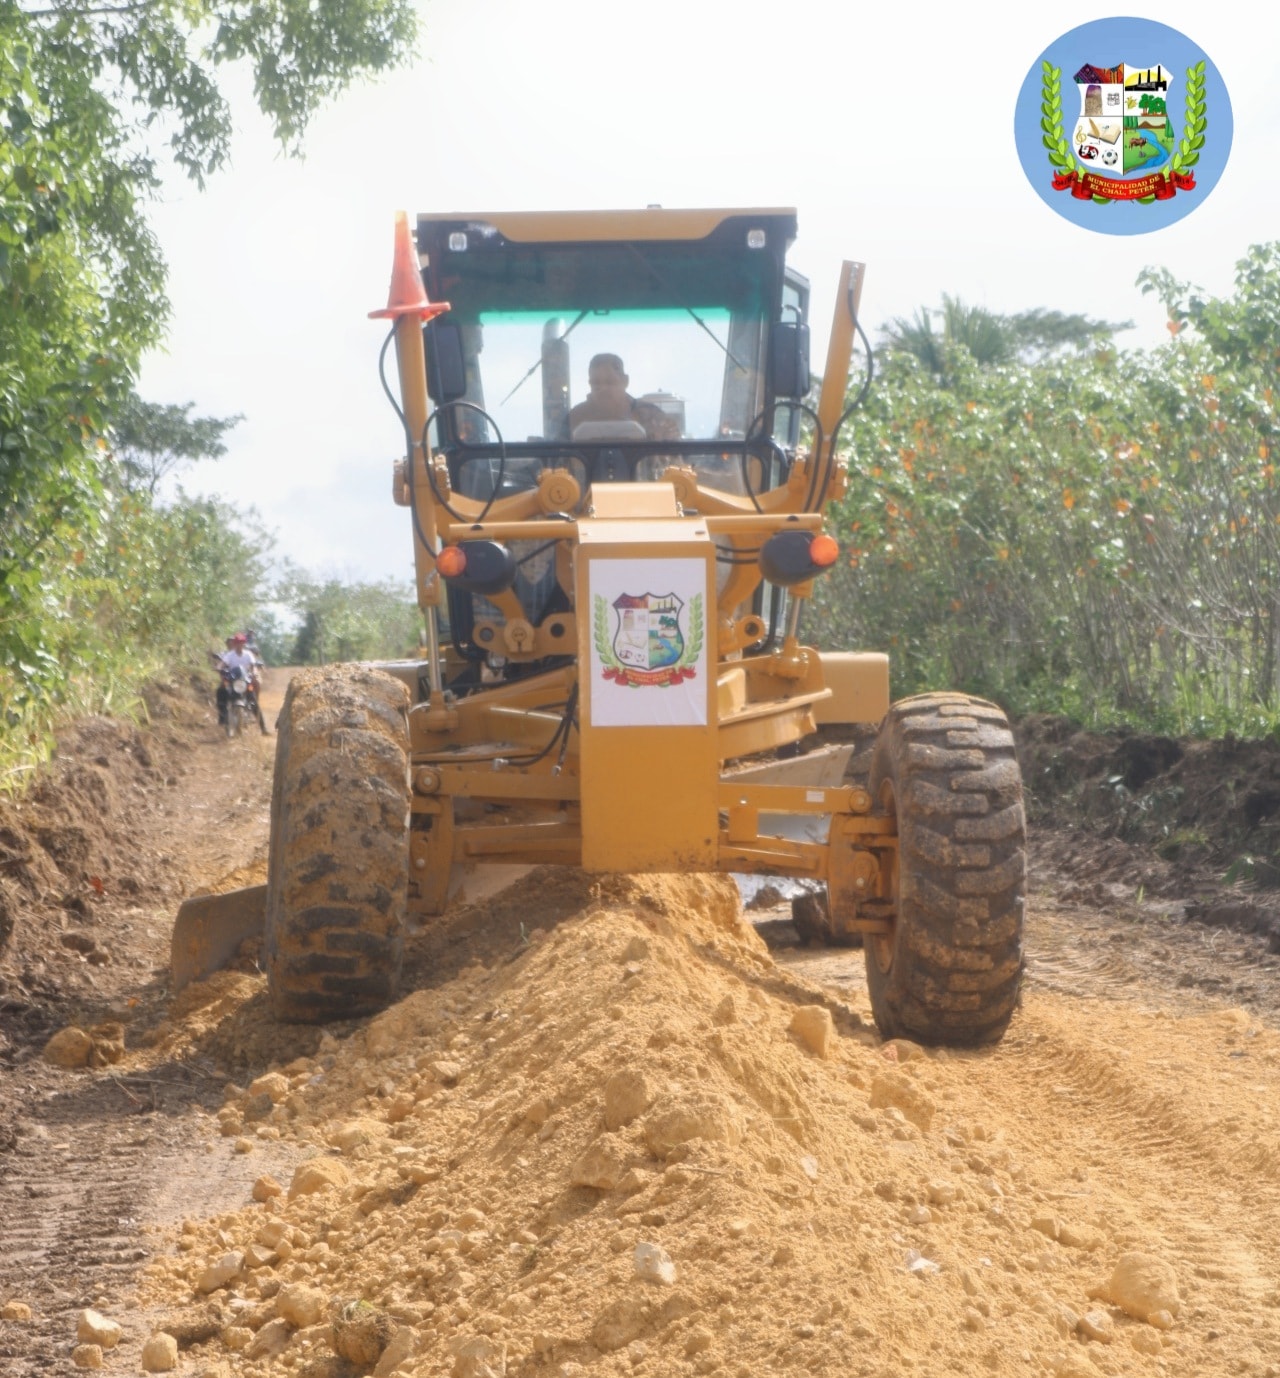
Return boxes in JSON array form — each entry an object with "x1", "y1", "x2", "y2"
[
  {"x1": 864, "y1": 692, "x2": 1026, "y2": 1046},
  {"x1": 264, "y1": 666, "x2": 411, "y2": 1023}
]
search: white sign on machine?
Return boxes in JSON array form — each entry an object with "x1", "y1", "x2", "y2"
[{"x1": 587, "y1": 558, "x2": 708, "y2": 727}]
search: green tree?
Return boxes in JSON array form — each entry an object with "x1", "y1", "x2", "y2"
[
  {"x1": 1, "y1": 0, "x2": 417, "y2": 771},
  {"x1": 111, "y1": 394, "x2": 242, "y2": 496},
  {"x1": 818, "y1": 244, "x2": 1280, "y2": 734},
  {"x1": 274, "y1": 569, "x2": 421, "y2": 665},
  {"x1": 880, "y1": 294, "x2": 1129, "y2": 383}
]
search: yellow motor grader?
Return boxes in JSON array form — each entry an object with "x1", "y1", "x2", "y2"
[{"x1": 173, "y1": 207, "x2": 1025, "y2": 1045}]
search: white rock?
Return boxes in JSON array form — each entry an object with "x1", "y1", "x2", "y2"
[
  {"x1": 76, "y1": 1309, "x2": 122, "y2": 1349},
  {"x1": 633, "y1": 1242, "x2": 677, "y2": 1285},
  {"x1": 197, "y1": 1250, "x2": 244, "y2": 1294},
  {"x1": 1101, "y1": 1252, "x2": 1181, "y2": 1323},
  {"x1": 789, "y1": 1005, "x2": 835, "y2": 1058},
  {"x1": 141, "y1": 1332, "x2": 179, "y2": 1372}
]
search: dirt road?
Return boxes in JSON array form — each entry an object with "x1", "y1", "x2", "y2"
[{"x1": 2, "y1": 673, "x2": 1280, "y2": 1377}]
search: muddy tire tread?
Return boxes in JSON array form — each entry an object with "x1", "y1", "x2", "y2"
[
  {"x1": 864, "y1": 692, "x2": 1026, "y2": 1046},
  {"x1": 265, "y1": 667, "x2": 411, "y2": 1023}
]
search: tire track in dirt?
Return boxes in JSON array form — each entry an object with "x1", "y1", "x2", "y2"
[
  {"x1": 1, "y1": 1078, "x2": 179, "y2": 1374},
  {"x1": 0, "y1": 672, "x2": 291, "y2": 1375},
  {"x1": 768, "y1": 898, "x2": 1280, "y2": 1372},
  {"x1": 941, "y1": 999, "x2": 1280, "y2": 1368},
  {"x1": 0, "y1": 1066, "x2": 308, "y2": 1376}
]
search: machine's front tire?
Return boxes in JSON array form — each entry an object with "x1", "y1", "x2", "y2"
[
  {"x1": 864, "y1": 693, "x2": 1025, "y2": 1046},
  {"x1": 264, "y1": 666, "x2": 411, "y2": 1023}
]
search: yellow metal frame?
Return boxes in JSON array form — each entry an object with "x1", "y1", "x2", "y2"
[
  {"x1": 416, "y1": 207, "x2": 796, "y2": 244},
  {"x1": 387, "y1": 210, "x2": 892, "y2": 932}
]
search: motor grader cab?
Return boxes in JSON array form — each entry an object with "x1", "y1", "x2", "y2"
[{"x1": 173, "y1": 208, "x2": 1026, "y2": 1047}]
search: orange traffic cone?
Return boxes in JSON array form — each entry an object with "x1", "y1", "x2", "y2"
[{"x1": 369, "y1": 211, "x2": 451, "y2": 321}]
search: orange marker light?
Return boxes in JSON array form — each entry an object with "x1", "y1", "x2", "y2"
[
  {"x1": 436, "y1": 546, "x2": 467, "y2": 578},
  {"x1": 809, "y1": 534, "x2": 839, "y2": 568}
]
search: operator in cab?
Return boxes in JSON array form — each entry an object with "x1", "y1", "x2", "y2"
[{"x1": 567, "y1": 354, "x2": 680, "y2": 441}]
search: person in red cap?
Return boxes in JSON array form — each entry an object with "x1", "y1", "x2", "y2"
[{"x1": 210, "y1": 633, "x2": 267, "y2": 733}]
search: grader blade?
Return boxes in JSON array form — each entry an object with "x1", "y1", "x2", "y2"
[{"x1": 170, "y1": 885, "x2": 266, "y2": 992}]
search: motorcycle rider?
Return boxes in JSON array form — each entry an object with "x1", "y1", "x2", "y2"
[{"x1": 212, "y1": 633, "x2": 268, "y2": 734}]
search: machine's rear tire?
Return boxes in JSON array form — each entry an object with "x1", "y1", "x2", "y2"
[
  {"x1": 863, "y1": 693, "x2": 1025, "y2": 1046},
  {"x1": 264, "y1": 666, "x2": 411, "y2": 1023}
]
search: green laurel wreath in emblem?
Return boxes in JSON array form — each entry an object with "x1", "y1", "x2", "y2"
[
  {"x1": 593, "y1": 594, "x2": 622, "y2": 670},
  {"x1": 683, "y1": 596, "x2": 704, "y2": 667},
  {"x1": 1040, "y1": 62, "x2": 1076, "y2": 175},
  {"x1": 1171, "y1": 61, "x2": 1207, "y2": 176}
]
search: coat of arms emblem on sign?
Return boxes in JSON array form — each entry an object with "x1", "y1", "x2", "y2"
[{"x1": 593, "y1": 591, "x2": 704, "y2": 687}]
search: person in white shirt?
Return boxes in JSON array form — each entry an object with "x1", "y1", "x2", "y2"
[{"x1": 211, "y1": 633, "x2": 265, "y2": 731}]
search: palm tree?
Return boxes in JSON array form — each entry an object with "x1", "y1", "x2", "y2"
[{"x1": 881, "y1": 296, "x2": 1129, "y2": 383}]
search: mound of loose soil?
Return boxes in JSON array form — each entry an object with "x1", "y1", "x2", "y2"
[{"x1": 131, "y1": 871, "x2": 1280, "y2": 1378}]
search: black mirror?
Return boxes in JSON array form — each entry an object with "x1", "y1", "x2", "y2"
[
  {"x1": 425, "y1": 319, "x2": 467, "y2": 403},
  {"x1": 769, "y1": 319, "x2": 811, "y2": 400}
]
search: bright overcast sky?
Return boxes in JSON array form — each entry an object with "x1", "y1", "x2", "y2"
[{"x1": 137, "y1": 0, "x2": 1280, "y2": 586}]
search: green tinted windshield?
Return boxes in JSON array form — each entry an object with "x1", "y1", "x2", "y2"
[{"x1": 430, "y1": 241, "x2": 775, "y2": 443}]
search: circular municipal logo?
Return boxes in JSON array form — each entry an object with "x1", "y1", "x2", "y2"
[{"x1": 1014, "y1": 17, "x2": 1232, "y2": 234}]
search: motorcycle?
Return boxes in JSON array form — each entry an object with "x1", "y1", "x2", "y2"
[{"x1": 220, "y1": 665, "x2": 266, "y2": 738}]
